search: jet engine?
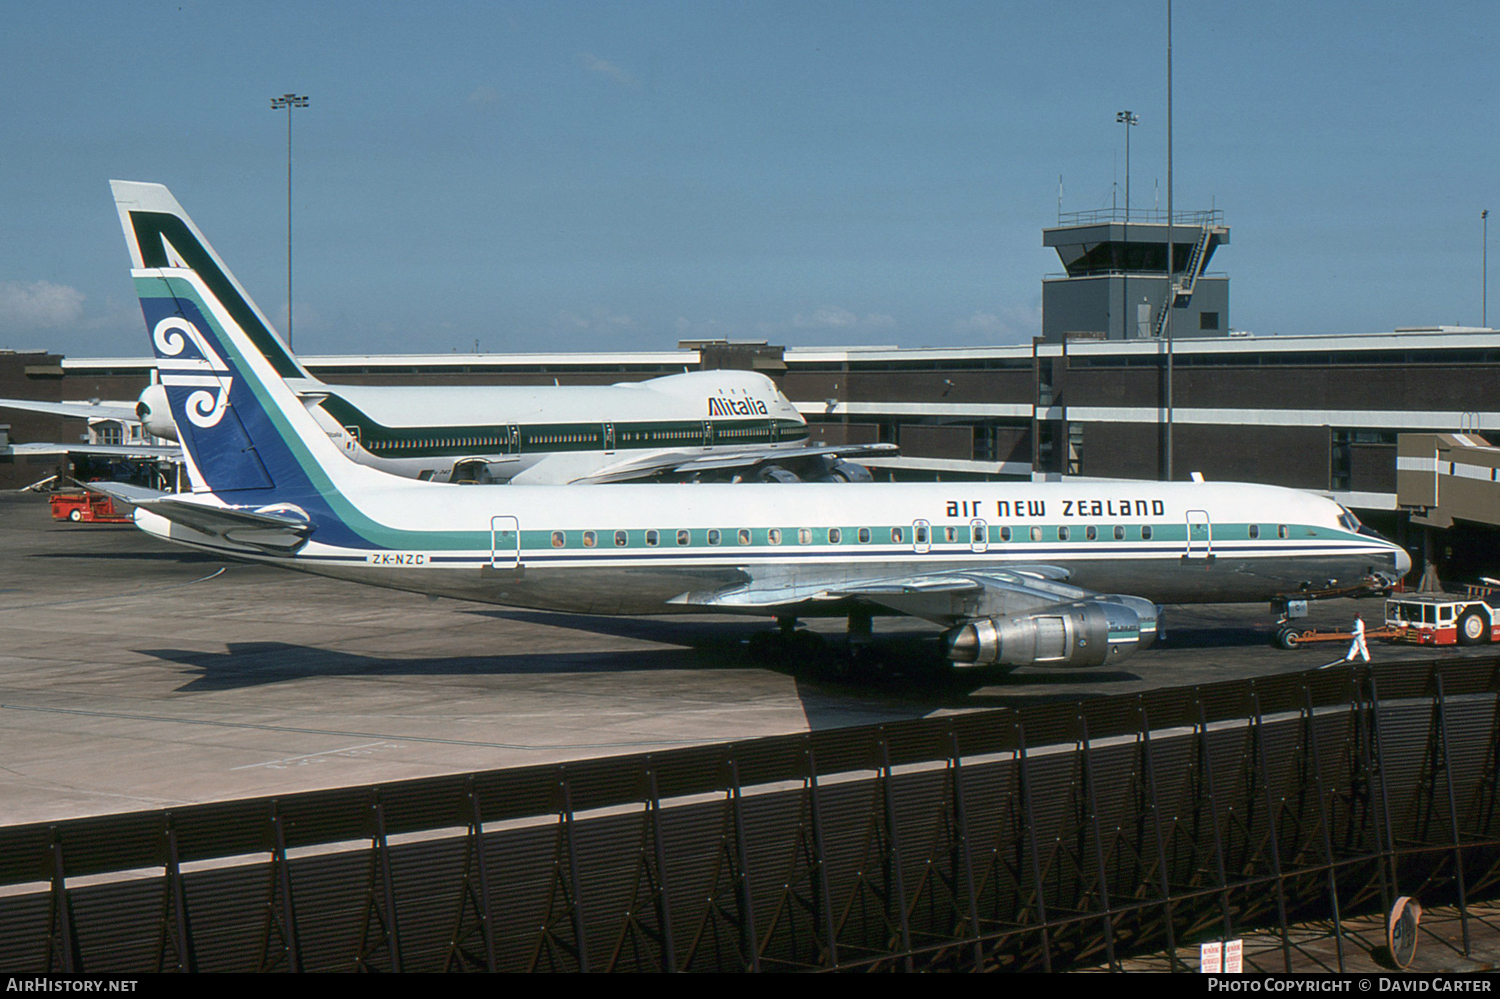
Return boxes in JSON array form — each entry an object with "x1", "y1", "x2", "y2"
[
  {"x1": 814, "y1": 457, "x2": 874, "y2": 482},
  {"x1": 757, "y1": 464, "x2": 801, "y2": 483},
  {"x1": 135, "y1": 383, "x2": 178, "y2": 441},
  {"x1": 943, "y1": 595, "x2": 1158, "y2": 668}
]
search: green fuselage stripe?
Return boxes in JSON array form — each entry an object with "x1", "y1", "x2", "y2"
[
  {"x1": 514, "y1": 522, "x2": 1350, "y2": 552},
  {"x1": 318, "y1": 395, "x2": 808, "y2": 459}
]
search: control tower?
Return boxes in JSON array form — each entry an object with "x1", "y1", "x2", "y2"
[{"x1": 1041, "y1": 209, "x2": 1230, "y2": 340}]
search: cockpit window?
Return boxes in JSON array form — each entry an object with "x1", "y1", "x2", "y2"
[{"x1": 1337, "y1": 506, "x2": 1362, "y2": 532}]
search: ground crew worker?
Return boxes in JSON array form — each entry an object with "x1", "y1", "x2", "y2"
[{"x1": 1344, "y1": 612, "x2": 1370, "y2": 662}]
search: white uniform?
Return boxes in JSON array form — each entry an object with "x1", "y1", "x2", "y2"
[{"x1": 1344, "y1": 616, "x2": 1370, "y2": 662}]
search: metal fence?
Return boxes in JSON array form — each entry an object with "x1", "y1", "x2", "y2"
[{"x1": 1, "y1": 658, "x2": 1497, "y2": 972}]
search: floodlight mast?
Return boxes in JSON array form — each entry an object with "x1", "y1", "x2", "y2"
[
  {"x1": 1117, "y1": 111, "x2": 1138, "y2": 344},
  {"x1": 1163, "y1": 2, "x2": 1174, "y2": 482},
  {"x1": 270, "y1": 93, "x2": 309, "y2": 350}
]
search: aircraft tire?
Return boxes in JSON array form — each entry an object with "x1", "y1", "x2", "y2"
[
  {"x1": 1274, "y1": 626, "x2": 1300, "y2": 650},
  {"x1": 746, "y1": 630, "x2": 782, "y2": 663},
  {"x1": 848, "y1": 642, "x2": 894, "y2": 680},
  {"x1": 1457, "y1": 609, "x2": 1490, "y2": 645},
  {"x1": 68, "y1": 509, "x2": 83, "y2": 523}
]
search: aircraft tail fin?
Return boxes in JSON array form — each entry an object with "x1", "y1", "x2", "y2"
[{"x1": 111, "y1": 181, "x2": 356, "y2": 501}]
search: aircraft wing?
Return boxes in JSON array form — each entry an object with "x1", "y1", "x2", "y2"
[
  {"x1": 569, "y1": 442, "x2": 900, "y2": 484},
  {"x1": 5, "y1": 442, "x2": 181, "y2": 459},
  {"x1": 668, "y1": 564, "x2": 1084, "y2": 625},
  {"x1": 0, "y1": 398, "x2": 141, "y2": 422},
  {"x1": 85, "y1": 482, "x2": 313, "y2": 554}
]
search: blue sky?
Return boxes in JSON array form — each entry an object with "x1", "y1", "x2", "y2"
[{"x1": 4, "y1": 1, "x2": 1499, "y2": 357}]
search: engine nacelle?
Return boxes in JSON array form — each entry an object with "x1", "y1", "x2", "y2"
[
  {"x1": 135, "y1": 384, "x2": 178, "y2": 441},
  {"x1": 943, "y1": 596, "x2": 1158, "y2": 668},
  {"x1": 814, "y1": 457, "x2": 874, "y2": 483},
  {"x1": 758, "y1": 464, "x2": 801, "y2": 483}
]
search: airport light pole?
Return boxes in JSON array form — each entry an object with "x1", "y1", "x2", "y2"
[
  {"x1": 1484, "y1": 209, "x2": 1490, "y2": 328},
  {"x1": 270, "y1": 93, "x2": 309, "y2": 350},
  {"x1": 1117, "y1": 111, "x2": 1138, "y2": 339},
  {"x1": 1163, "y1": 2, "x2": 1175, "y2": 481},
  {"x1": 1116, "y1": 112, "x2": 1138, "y2": 221}
]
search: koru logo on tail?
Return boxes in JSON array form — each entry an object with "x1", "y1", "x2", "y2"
[{"x1": 153, "y1": 316, "x2": 233, "y2": 429}]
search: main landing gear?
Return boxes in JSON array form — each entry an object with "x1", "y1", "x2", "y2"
[
  {"x1": 746, "y1": 612, "x2": 945, "y2": 681},
  {"x1": 746, "y1": 615, "x2": 834, "y2": 668}
]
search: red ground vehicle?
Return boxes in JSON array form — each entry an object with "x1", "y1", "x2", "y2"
[
  {"x1": 1272, "y1": 592, "x2": 1500, "y2": 650},
  {"x1": 49, "y1": 491, "x2": 132, "y2": 524},
  {"x1": 1384, "y1": 594, "x2": 1500, "y2": 646}
]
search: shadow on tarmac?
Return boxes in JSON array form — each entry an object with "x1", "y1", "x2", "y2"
[
  {"x1": 138, "y1": 606, "x2": 1260, "y2": 713},
  {"x1": 138, "y1": 640, "x2": 713, "y2": 692}
]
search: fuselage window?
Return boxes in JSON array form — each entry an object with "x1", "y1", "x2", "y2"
[
  {"x1": 1248, "y1": 524, "x2": 1260, "y2": 540},
  {"x1": 944, "y1": 527, "x2": 958, "y2": 543},
  {"x1": 1086, "y1": 525, "x2": 1097, "y2": 541},
  {"x1": 915, "y1": 525, "x2": 928, "y2": 545},
  {"x1": 858, "y1": 527, "x2": 871, "y2": 544},
  {"x1": 677, "y1": 529, "x2": 691, "y2": 546},
  {"x1": 769, "y1": 528, "x2": 783, "y2": 545},
  {"x1": 1114, "y1": 525, "x2": 1125, "y2": 540},
  {"x1": 1000, "y1": 525, "x2": 1011, "y2": 542},
  {"x1": 738, "y1": 529, "x2": 751, "y2": 545},
  {"x1": 1030, "y1": 526, "x2": 1042, "y2": 542},
  {"x1": 551, "y1": 531, "x2": 565, "y2": 548},
  {"x1": 708, "y1": 529, "x2": 721, "y2": 545},
  {"x1": 799, "y1": 528, "x2": 812, "y2": 545},
  {"x1": 829, "y1": 528, "x2": 842, "y2": 544},
  {"x1": 583, "y1": 531, "x2": 596, "y2": 548},
  {"x1": 1058, "y1": 526, "x2": 1070, "y2": 541},
  {"x1": 891, "y1": 527, "x2": 904, "y2": 544},
  {"x1": 614, "y1": 531, "x2": 628, "y2": 547},
  {"x1": 1277, "y1": 525, "x2": 1289, "y2": 539},
  {"x1": 646, "y1": 530, "x2": 659, "y2": 546},
  {"x1": 1142, "y1": 525, "x2": 1154, "y2": 540}
]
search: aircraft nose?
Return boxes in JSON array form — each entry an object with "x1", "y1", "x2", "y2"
[{"x1": 1394, "y1": 545, "x2": 1412, "y2": 578}]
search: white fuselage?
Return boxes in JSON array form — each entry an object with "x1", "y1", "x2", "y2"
[
  {"x1": 145, "y1": 368, "x2": 812, "y2": 484},
  {"x1": 139, "y1": 477, "x2": 1409, "y2": 620}
]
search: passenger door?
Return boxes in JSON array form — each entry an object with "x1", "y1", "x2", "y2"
[
  {"x1": 1185, "y1": 509, "x2": 1212, "y2": 559},
  {"x1": 491, "y1": 515, "x2": 520, "y2": 570}
]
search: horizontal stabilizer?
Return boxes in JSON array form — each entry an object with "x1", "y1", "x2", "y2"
[
  {"x1": 86, "y1": 482, "x2": 313, "y2": 553},
  {"x1": 82, "y1": 481, "x2": 169, "y2": 505}
]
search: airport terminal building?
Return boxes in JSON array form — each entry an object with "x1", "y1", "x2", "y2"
[{"x1": 4, "y1": 326, "x2": 1498, "y2": 506}]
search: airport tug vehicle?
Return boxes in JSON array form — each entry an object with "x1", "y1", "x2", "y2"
[
  {"x1": 49, "y1": 490, "x2": 133, "y2": 524},
  {"x1": 1273, "y1": 593, "x2": 1500, "y2": 649},
  {"x1": 1383, "y1": 593, "x2": 1500, "y2": 646}
]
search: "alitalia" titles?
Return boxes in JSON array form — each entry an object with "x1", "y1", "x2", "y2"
[{"x1": 708, "y1": 396, "x2": 769, "y2": 417}]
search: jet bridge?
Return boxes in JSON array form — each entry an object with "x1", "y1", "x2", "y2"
[{"x1": 1398, "y1": 432, "x2": 1500, "y2": 529}]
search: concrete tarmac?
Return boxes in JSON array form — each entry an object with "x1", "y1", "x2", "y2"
[{"x1": 0, "y1": 492, "x2": 1478, "y2": 826}]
